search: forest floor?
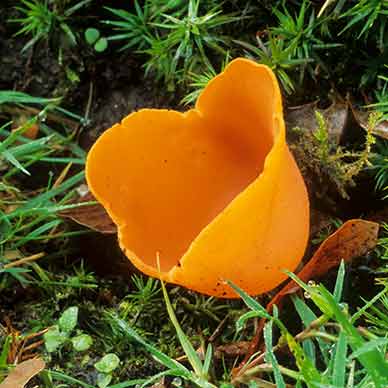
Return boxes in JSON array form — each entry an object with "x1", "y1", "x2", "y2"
[{"x1": 1, "y1": 1, "x2": 388, "y2": 387}]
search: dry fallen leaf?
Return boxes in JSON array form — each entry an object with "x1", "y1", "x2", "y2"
[
  {"x1": 60, "y1": 188, "x2": 116, "y2": 234},
  {"x1": 214, "y1": 341, "x2": 251, "y2": 359},
  {"x1": 11, "y1": 112, "x2": 40, "y2": 140},
  {"x1": 276, "y1": 219, "x2": 379, "y2": 298},
  {"x1": 0, "y1": 358, "x2": 45, "y2": 388},
  {"x1": 286, "y1": 100, "x2": 349, "y2": 144},
  {"x1": 150, "y1": 376, "x2": 173, "y2": 388},
  {"x1": 351, "y1": 105, "x2": 388, "y2": 139}
]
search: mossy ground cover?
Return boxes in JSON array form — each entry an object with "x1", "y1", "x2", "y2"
[{"x1": 1, "y1": 1, "x2": 388, "y2": 387}]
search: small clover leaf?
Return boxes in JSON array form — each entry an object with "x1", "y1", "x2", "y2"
[
  {"x1": 94, "y1": 353, "x2": 120, "y2": 374},
  {"x1": 58, "y1": 306, "x2": 78, "y2": 333},
  {"x1": 71, "y1": 334, "x2": 93, "y2": 351}
]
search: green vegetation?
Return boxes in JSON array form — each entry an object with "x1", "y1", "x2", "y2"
[
  {"x1": 1, "y1": 1, "x2": 388, "y2": 387},
  {"x1": 371, "y1": 140, "x2": 388, "y2": 198},
  {"x1": 94, "y1": 353, "x2": 121, "y2": 388},
  {"x1": 181, "y1": 52, "x2": 230, "y2": 105},
  {"x1": 84, "y1": 28, "x2": 108, "y2": 52},
  {"x1": 43, "y1": 306, "x2": 93, "y2": 353},
  {"x1": 11, "y1": 0, "x2": 92, "y2": 53},
  {"x1": 291, "y1": 111, "x2": 378, "y2": 201},
  {"x1": 0, "y1": 93, "x2": 89, "y2": 290},
  {"x1": 104, "y1": 0, "x2": 238, "y2": 90},
  {"x1": 340, "y1": 0, "x2": 388, "y2": 49},
  {"x1": 229, "y1": 264, "x2": 388, "y2": 387}
]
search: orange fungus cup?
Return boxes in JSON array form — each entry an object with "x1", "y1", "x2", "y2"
[{"x1": 86, "y1": 58, "x2": 310, "y2": 298}]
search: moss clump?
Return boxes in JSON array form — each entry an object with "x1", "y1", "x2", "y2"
[{"x1": 290, "y1": 111, "x2": 378, "y2": 207}]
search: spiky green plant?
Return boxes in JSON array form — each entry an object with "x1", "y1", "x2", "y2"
[
  {"x1": 341, "y1": 0, "x2": 388, "y2": 50},
  {"x1": 144, "y1": 0, "x2": 238, "y2": 89},
  {"x1": 10, "y1": 0, "x2": 91, "y2": 52}
]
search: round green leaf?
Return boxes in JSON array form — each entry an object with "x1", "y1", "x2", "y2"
[
  {"x1": 85, "y1": 28, "x2": 100, "y2": 45},
  {"x1": 94, "y1": 353, "x2": 120, "y2": 373},
  {"x1": 97, "y1": 373, "x2": 112, "y2": 388},
  {"x1": 44, "y1": 326, "x2": 68, "y2": 353},
  {"x1": 58, "y1": 306, "x2": 78, "y2": 333},
  {"x1": 71, "y1": 334, "x2": 93, "y2": 351},
  {"x1": 94, "y1": 38, "x2": 108, "y2": 52}
]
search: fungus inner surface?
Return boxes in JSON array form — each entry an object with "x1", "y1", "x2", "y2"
[
  {"x1": 88, "y1": 64, "x2": 279, "y2": 273},
  {"x1": 112, "y1": 120, "x2": 271, "y2": 272}
]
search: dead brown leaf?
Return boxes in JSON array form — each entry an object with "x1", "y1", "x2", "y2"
[
  {"x1": 0, "y1": 358, "x2": 45, "y2": 388},
  {"x1": 150, "y1": 379, "x2": 169, "y2": 388},
  {"x1": 214, "y1": 341, "x2": 251, "y2": 359},
  {"x1": 60, "y1": 188, "x2": 116, "y2": 234},
  {"x1": 11, "y1": 112, "x2": 39, "y2": 140},
  {"x1": 286, "y1": 100, "x2": 348, "y2": 144},
  {"x1": 351, "y1": 105, "x2": 388, "y2": 139},
  {"x1": 276, "y1": 219, "x2": 379, "y2": 299}
]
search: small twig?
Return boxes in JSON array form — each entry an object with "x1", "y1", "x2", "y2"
[
  {"x1": 84, "y1": 81, "x2": 94, "y2": 126},
  {"x1": 52, "y1": 162, "x2": 73, "y2": 189},
  {"x1": 3, "y1": 318, "x2": 48, "y2": 364},
  {"x1": 16, "y1": 332, "x2": 47, "y2": 363},
  {"x1": 21, "y1": 340, "x2": 45, "y2": 353},
  {"x1": 4, "y1": 252, "x2": 45, "y2": 269},
  {"x1": 234, "y1": 315, "x2": 330, "y2": 379},
  {"x1": 23, "y1": 328, "x2": 49, "y2": 342},
  {"x1": 234, "y1": 362, "x2": 302, "y2": 385},
  {"x1": 318, "y1": 0, "x2": 334, "y2": 17},
  {"x1": 20, "y1": 353, "x2": 40, "y2": 361},
  {"x1": 209, "y1": 315, "x2": 229, "y2": 343}
]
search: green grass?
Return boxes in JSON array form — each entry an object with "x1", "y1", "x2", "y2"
[
  {"x1": 30, "y1": 261, "x2": 388, "y2": 388},
  {"x1": 340, "y1": 0, "x2": 388, "y2": 50},
  {"x1": 235, "y1": 32, "x2": 311, "y2": 95},
  {"x1": 0, "y1": 92, "x2": 89, "y2": 289},
  {"x1": 368, "y1": 139, "x2": 388, "y2": 199},
  {"x1": 10, "y1": 0, "x2": 92, "y2": 53},
  {"x1": 229, "y1": 263, "x2": 388, "y2": 387},
  {"x1": 103, "y1": 0, "x2": 239, "y2": 89},
  {"x1": 143, "y1": 0, "x2": 238, "y2": 89},
  {"x1": 181, "y1": 52, "x2": 230, "y2": 105}
]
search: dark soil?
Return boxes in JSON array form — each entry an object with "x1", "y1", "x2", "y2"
[{"x1": 0, "y1": 1, "x2": 177, "y2": 145}]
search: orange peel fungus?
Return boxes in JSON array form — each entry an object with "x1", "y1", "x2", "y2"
[{"x1": 86, "y1": 58, "x2": 309, "y2": 298}]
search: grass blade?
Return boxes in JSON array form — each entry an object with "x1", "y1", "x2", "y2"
[
  {"x1": 264, "y1": 320, "x2": 286, "y2": 388},
  {"x1": 333, "y1": 260, "x2": 345, "y2": 302},
  {"x1": 332, "y1": 331, "x2": 347, "y2": 387},
  {"x1": 226, "y1": 280, "x2": 271, "y2": 319},
  {"x1": 160, "y1": 280, "x2": 204, "y2": 377},
  {"x1": 107, "y1": 313, "x2": 189, "y2": 375}
]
